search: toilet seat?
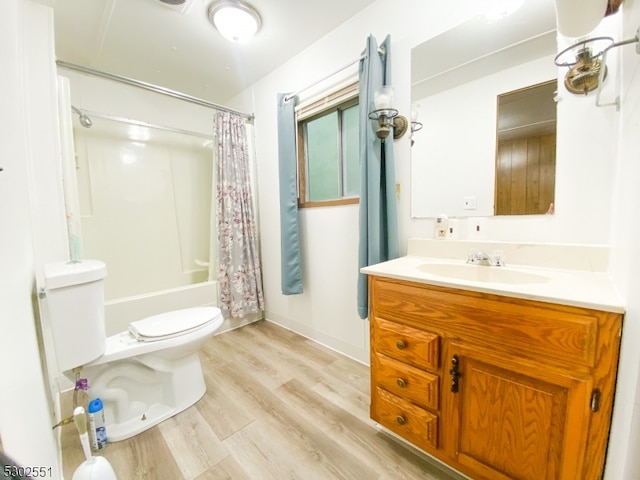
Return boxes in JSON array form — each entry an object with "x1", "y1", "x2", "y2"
[
  {"x1": 86, "y1": 307, "x2": 222, "y2": 366},
  {"x1": 129, "y1": 307, "x2": 218, "y2": 342}
]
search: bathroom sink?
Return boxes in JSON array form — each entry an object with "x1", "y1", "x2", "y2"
[{"x1": 417, "y1": 263, "x2": 550, "y2": 285}]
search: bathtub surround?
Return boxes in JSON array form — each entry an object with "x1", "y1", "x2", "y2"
[
  {"x1": 103, "y1": 282, "x2": 219, "y2": 336},
  {"x1": 215, "y1": 111, "x2": 265, "y2": 318},
  {"x1": 69, "y1": 111, "x2": 214, "y2": 300},
  {"x1": 358, "y1": 34, "x2": 400, "y2": 319}
]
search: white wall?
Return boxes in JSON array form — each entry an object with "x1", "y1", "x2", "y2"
[{"x1": 0, "y1": 0, "x2": 64, "y2": 475}]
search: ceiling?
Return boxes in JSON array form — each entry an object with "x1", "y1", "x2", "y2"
[{"x1": 52, "y1": 0, "x2": 378, "y2": 104}]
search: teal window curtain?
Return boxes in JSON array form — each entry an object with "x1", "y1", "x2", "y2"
[
  {"x1": 277, "y1": 93, "x2": 303, "y2": 294},
  {"x1": 357, "y1": 35, "x2": 400, "y2": 319}
]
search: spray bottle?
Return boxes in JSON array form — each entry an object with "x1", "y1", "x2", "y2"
[{"x1": 88, "y1": 398, "x2": 107, "y2": 451}]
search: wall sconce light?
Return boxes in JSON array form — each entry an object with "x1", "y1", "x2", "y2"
[
  {"x1": 554, "y1": 27, "x2": 640, "y2": 108},
  {"x1": 368, "y1": 86, "x2": 408, "y2": 142},
  {"x1": 410, "y1": 103, "x2": 423, "y2": 147}
]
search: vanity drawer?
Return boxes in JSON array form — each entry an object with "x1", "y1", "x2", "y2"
[
  {"x1": 371, "y1": 276, "x2": 600, "y2": 367},
  {"x1": 373, "y1": 387, "x2": 439, "y2": 451},
  {"x1": 373, "y1": 317, "x2": 440, "y2": 371},
  {"x1": 373, "y1": 353, "x2": 439, "y2": 411}
]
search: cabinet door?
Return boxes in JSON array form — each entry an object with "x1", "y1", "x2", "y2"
[{"x1": 443, "y1": 342, "x2": 593, "y2": 480}]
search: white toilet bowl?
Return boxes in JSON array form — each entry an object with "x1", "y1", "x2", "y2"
[
  {"x1": 78, "y1": 307, "x2": 223, "y2": 441},
  {"x1": 43, "y1": 260, "x2": 224, "y2": 442}
]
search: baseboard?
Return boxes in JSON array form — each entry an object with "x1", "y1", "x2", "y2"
[{"x1": 264, "y1": 310, "x2": 370, "y2": 365}]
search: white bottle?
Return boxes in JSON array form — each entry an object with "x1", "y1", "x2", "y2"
[{"x1": 88, "y1": 397, "x2": 107, "y2": 450}]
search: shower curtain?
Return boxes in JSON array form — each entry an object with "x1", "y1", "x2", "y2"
[{"x1": 214, "y1": 111, "x2": 264, "y2": 319}]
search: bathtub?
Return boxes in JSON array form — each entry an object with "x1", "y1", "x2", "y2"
[
  {"x1": 104, "y1": 281, "x2": 261, "y2": 337},
  {"x1": 104, "y1": 281, "x2": 218, "y2": 336}
]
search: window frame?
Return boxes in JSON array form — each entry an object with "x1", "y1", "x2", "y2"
[{"x1": 296, "y1": 82, "x2": 359, "y2": 208}]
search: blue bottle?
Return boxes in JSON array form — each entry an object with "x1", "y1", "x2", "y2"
[{"x1": 88, "y1": 398, "x2": 107, "y2": 450}]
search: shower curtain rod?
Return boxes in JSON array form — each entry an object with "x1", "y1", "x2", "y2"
[
  {"x1": 74, "y1": 107, "x2": 214, "y2": 140},
  {"x1": 57, "y1": 60, "x2": 254, "y2": 122},
  {"x1": 283, "y1": 47, "x2": 385, "y2": 102}
]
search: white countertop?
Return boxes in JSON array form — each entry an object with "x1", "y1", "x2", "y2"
[{"x1": 361, "y1": 254, "x2": 625, "y2": 314}]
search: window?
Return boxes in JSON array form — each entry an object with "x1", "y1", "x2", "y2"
[{"x1": 296, "y1": 83, "x2": 359, "y2": 207}]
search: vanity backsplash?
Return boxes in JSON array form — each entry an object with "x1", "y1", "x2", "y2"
[{"x1": 407, "y1": 238, "x2": 609, "y2": 272}]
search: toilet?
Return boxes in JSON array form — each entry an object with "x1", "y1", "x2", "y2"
[{"x1": 43, "y1": 259, "x2": 223, "y2": 441}]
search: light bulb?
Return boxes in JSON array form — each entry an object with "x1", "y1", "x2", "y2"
[
  {"x1": 411, "y1": 104, "x2": 420, "y2": 122},
  {"x1": 374, "y1": 86, "x2": 394, "y2": 110}
]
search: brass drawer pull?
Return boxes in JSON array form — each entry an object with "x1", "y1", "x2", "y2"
[
  {"x1": 396, "y1": 340, "x2": 406, "y2": 350},
  {"x1": 396, "y1": 378, "x2": 407, "y2": 388},
  {"x1": 591, "y1": 389, "x2": 601, "y2": 412},
  {"x1": 396, "y1": 415, "x2": 406, "y2": 425}
]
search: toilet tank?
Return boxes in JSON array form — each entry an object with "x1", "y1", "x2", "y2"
[{"x1": 43, "y1": 260, "x2": 107, "y2": 373}]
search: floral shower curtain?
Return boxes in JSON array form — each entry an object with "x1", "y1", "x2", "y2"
[{"x1": 215, "y1": 111, "x2": 264, "y2": 319}]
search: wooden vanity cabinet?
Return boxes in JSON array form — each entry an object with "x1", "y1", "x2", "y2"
[{"x1": 368, "y1": 275, "x2": 623, "y2": 480}]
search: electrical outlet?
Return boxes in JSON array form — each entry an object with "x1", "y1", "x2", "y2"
[{"x1": 469, "y1": 217, "x2": 488, "y2": 239}]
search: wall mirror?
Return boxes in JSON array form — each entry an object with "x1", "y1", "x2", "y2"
[{"x1": 410, "y1": 0, "x2": 558, "y2": 218}]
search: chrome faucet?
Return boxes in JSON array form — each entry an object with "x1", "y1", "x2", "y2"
[{"x1": 466, "y1": 249, "x2": 505, "y2": 267}]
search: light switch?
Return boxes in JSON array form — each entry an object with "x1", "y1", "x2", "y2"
[{"x1": 463, "y1": 196, "x2": 477, "y2": 210}]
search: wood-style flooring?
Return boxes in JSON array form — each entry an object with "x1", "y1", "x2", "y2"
[{"x1": 61, "y1": 320, "x2": 466, "y2": 480}]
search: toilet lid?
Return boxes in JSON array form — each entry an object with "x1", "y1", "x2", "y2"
[{"x1": 129, "y1": 307, "x2": 218, "y2": 341}]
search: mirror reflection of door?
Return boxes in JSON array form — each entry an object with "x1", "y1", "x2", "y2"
[{"x1": 495, "y1": 80, "x2": 556, "y2": 215}]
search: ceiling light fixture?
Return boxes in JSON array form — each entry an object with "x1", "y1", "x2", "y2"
[{"x1": 208, "y1": 0, "x2": 262, "y2": 44}]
